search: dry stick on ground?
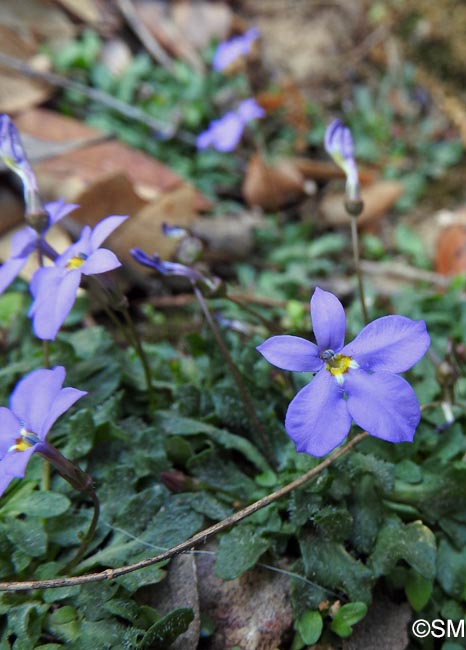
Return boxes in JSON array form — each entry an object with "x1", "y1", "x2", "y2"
[
  {"x1": 0, "y1": 431, "x2": 368, "y2": 591},
  {"x1": 0, "y1": 53, "x2": 196, "y2": 145},
  {"x1": 116, "y1": 0, "x2": 175, "y2": 72}
]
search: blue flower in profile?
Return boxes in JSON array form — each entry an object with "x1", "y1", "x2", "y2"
[
  {"x1": 257, "y1": 287, "x2": 430, "y2": 457},
  {"x1": 324, "y1": 119, "x2": 360, "y2": 203},
  {"x1": 212, "y1": 28, "x2": 259, "y2": 72},
  {"x1": 196, "y1": 98, "x2": 265, "y2": 152},
  {"x1": 0, "y1": 367, "x2": 86, "y2": 496},
  {"x1": 29, "y1": 215, "x2": 127, "y2": 340}
]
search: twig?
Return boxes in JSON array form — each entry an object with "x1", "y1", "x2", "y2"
[
  {"x1": 359, "y1": 260, "x2": 451, "y2": 289},
  {"x1": 0, "y1": 431, "x2": 368, "y2": 591},
  {"x1": 116, "y1": 0, "x2": 175, "y2": 72},
  {"x1": 0, "y1": 52, "x2": 196, "y2": 145}
]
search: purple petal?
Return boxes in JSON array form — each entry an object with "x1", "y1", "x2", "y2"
[
  {"x1": 81, "y1": 249, "x2": 121, "y2": 275},
  {"x1": 0, "y1": 257, "x2": 28, "y2": 294},
  {"x1": 257, "y1": 335, "x2": 322, "y2": 372},
  {"x1": 285, "y1": 369, "x2": 352, "y2": 456},
  {"x1": 10, "y1": 227, "x2": 37, "y2": 257},
  {"x1": 310, "y1": 287, "x2": 346, "y2": 352},
  {"x1": 0, "y1": 408, "x2": 21, "y2": 457},
  {"x1": 197, "y1": 113, "x2": 244, "y2": 152},
  {"x1": 30, "y1": 270, "x2": 81, "y2": 340},
  {"x1": 345, "y1": 370, "x2": 421, "y2": 443},
  {"x1": 90, "y1": 215, "x2": 128, "y2": 250},
  {"x1": 56, "y1": 228, "x2": 92, "y2": 268},
  {"x1": 341, "y1": 316, "x2": 430, "y2": 373},
  {"x1": 212, "y1": 28, "x2": 259, "y2": 71},
  {"x1": 10, "y1": 367, "x2": 66, "y2": 437},
  {"x1": 41, "y1": 387, "x2": 87, "y2": 437},
  {"x1": 0, "y1": 447, "x2": 35, "y2": 487},
  {"x1": 324, "y1": 119, "x2": 354, "y2": 161},
  {"x1": 236, "y1": 98, "x2": 265, "y2": 123},
  {"x1": 45, "y1": 199, "x2": 79, "y2": 225}
]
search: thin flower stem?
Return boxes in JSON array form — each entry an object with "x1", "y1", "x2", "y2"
[
  {"x1": 226, "y1": 294, "x2": 279, "y2": 332},
  {"x1": 0, "y1": 431, "x2": 368, "y2": 591},
  {"x1": 61, "y1": 489, "x2": 100, "y2": 574},
  {"x1": 88, "y1": 279, "x2": 154, "y2": 408},
  {"x1": 120, "y1": 306, "x2": 155, "y2": 410},
  {"x1": 37, "y1": 248, "x2": 51, "y2": 491},
  {"x1": 350, "y1": 216, "x2": 369, "y2": 324},
  {"x1": 193, "y1": 285, "x2": 275, "y2": 466}
]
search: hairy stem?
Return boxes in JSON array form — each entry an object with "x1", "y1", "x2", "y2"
[
  {"x1": 0, "y1": 431, "x2": 368, "y2": 591},
  {"x1": 350, "y1": 216, "x2": 369, "y2": 324}
]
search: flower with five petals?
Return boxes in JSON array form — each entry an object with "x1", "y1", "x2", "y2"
[{"x1": 257, "y1": 287, "x2": 430, "y2": 456}]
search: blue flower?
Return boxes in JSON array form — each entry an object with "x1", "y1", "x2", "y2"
[
  {"x1": 257, "y1": 287, "x2": 430, "y2": 457},
  {"x1": 324, "y1": 119, "x2": 360, "y2": 203},
  {"x1": 196, "y1": 98, "x2": 265, "y2": 152},
  {"x1": 212, "y1": 28, "x2": 259, "y2": 72},
  {"x1": 0, "y1": 199, "x2": 78, "y2": 295},
  {"x1": 29, "y1": 215, "x2": 127, "y2": 340},
  {"x1": 0, "y1": 367, "x2": 86, "y2": 496},
  {"x1": 130, "y1": 247, "x2": 206, "y2": 283}
]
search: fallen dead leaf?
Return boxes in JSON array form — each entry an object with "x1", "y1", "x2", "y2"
[
  {"x1": 0, "y1": 0, "x2": 75, "y2": 45},
  {"x1": 294, "y1": 157, "x2": 378, "y2": 185},
  {"x1": 319, "y1": 180, "x2": 404, "y2": 228},
  {"x1": 0, "y1": 186, "x2": 27, "y2": 236},
  {"x1": 242, "y1": 154, "x2": 306, "y2": 210},
  {"x1": 0, "y1": 26, "x2": 52, "y2": 113},
  {"x1": 14, "y1": 109, "x2": 211, "y2": 209},
  {"x1": 435, "y1": 224, "x2": 466, "y2": 275},
  {"x1": 192, "y1": 212, "x2": 265, "y2": 261},
  {"x1": 257, "y1": 79, "x2": 309, "y2": 152},
  {"x1": 110, "y1": 184, "x2": 200, "y2": 269},
  {"x1": 54, "y1": 0, "x2": 101, "y2": 25},
  {"x1": 133, "y1": 0, "x2": 204, "y2": 71}
]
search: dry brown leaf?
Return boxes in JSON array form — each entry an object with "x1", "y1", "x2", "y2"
[
  {"x1": 192, "y1": 212, "x2": 264, "y2": 261},
  {"x1": 435, "y1": 225, "x2": 466, "y2": 275},
  {"x1": 14, "y1": 109, "x2": 211, "y2": 209},
  {"x1": 110, "y1": 185, "x2": 200, "y2": 269},
  {"x1": 294, "y1": 157, "x2": 378, "y2": 185},
  {"x1": 134, "y1": 1, "x2": 204, "y2": 71},
  {"x1": 53, "y1": 0, "x2": 101, "y2": 25},
  {"x1": 319, "y1": 180, "x2": 404, "y2": 228},
  {"x1": 0, "y1": 0, "x2": 75, "y2": 45},
  {"x1": 0, "y1": 26, "x2": 52, "y2": 113},
  {"x1": 242, "y1": 154, "x2": 306, "y2": 210}
]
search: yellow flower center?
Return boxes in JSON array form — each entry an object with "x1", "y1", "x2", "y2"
[
  {"x1": 323, "y1": 351, "x2": 358, "y2": 385},
  {"x1": 8, "y1": 427, "x2": 40, "y2": 453},
  {"x1": 66, "y1": 253, "x2": 87, "y2": 270}
]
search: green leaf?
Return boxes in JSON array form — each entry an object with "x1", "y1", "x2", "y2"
[
  {"x1": 141, "y1": 608, "x2": 194, "y2": 649},
  {"x1": 300, "y1": 533, "x2": 373, "y2": 603},
  {"x1": 405, "y1": 571, "x2": 433, "y2": 611},
  {"x1": 437, "y1": 537, "x2": 466, "y2": 599},
  {"x1": 2, "y1": 491, "x2": 71, "y2": 518},
  {"x1": 370, "y1": 516, "x2": 436, "y2": 579},
  {"x1": 215, "y1": 525, "x2": 270, "y2": 580},
  {"x1": 5, "y1": 517, "x2": 47, "y2": 558},
  {"x1": 296, "y1": 610, "x2": 323, "y2": 645},
  {"x1": 47, "y1": 606, "x2": 80, "y2": 643},
  {"x1": 156, "y1": 412, "x2": 270, "y2": 472},
  {"x1": 329, "y1": 602, "x2": 368, "y2": 638}
]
